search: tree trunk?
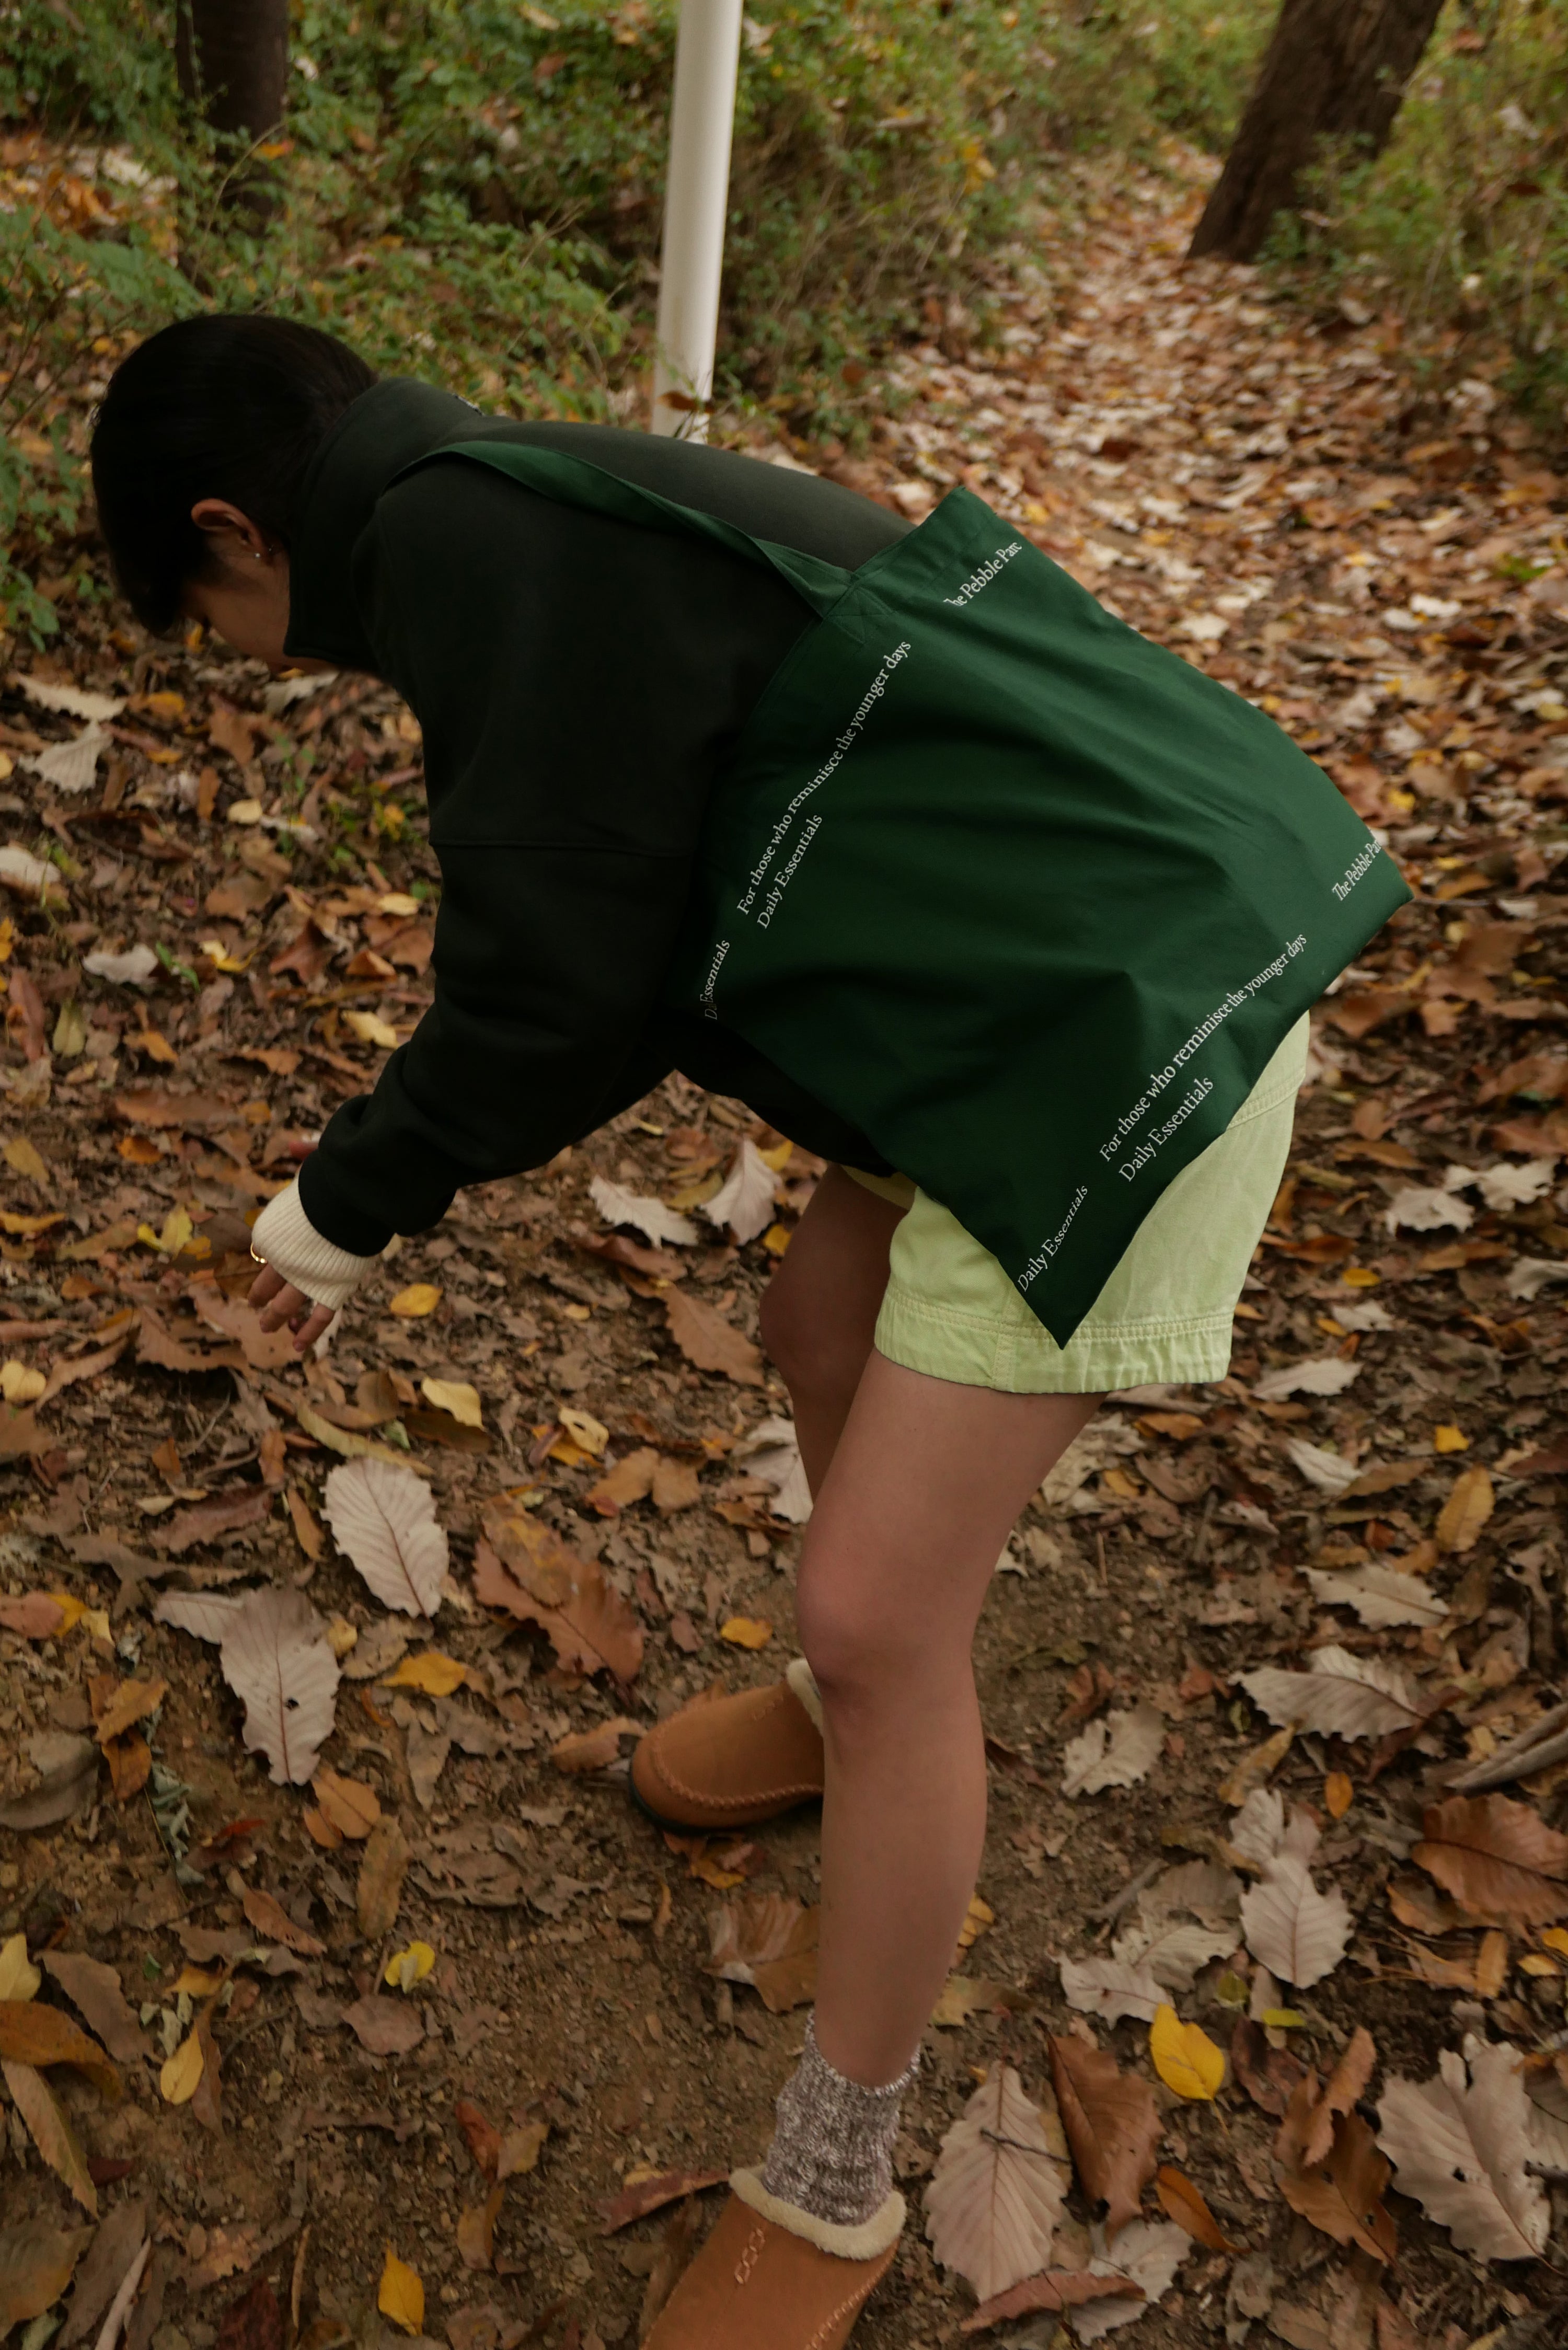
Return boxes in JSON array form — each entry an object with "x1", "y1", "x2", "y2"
[
  {"x1": 1189, "y1": 0, "x2": 1444, "y2": 262},
  {"x1": 176, "y1": 0, "x2": 289, "y2": 216}
]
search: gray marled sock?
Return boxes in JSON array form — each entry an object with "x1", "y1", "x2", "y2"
[{"x1": 759, "y1": 2014, "x2": 918, "y2": 2226}]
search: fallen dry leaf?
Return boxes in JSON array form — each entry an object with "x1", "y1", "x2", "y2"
[
  {"x1": 240, "y1": 1888, "x2": 325, "y2": 1956},
  {"x1": 0, "y1": 2002, "x2": 121, "y2": 2095},
  {"x1": 1048, "y1": 2034, "x2": 1161, "y2": 2240},
  {"x1": 549, "y1": 1716, "x2": 641, "y2": 1772},
  {"x1": 589, "y1": 1176, "x2": 699, "y2": 1249},
  {"x1": 596, "y1": 2167, "x2": 727, "y2": 2233},
  {"x1": 342, "y1": 1996, "x2": 423, "y2": 2056},
  {"x1": 960, "y1": 2273, "x2": 1142, "y2": 2336},
  {"x1": 1377, "y1": 2035, "x2": 1548, "y2": 2262},
  {"x1": 475, "y1": 1500, "x2": 642, "y2": 1684},
  {"x1": 321, "y1": 1456, "x2": 447, "y2": 1618},
  {"x1": 718, "y1": 1615, "x2": 771, "y2": 1650},
  {"x1": 1301, "y1": 2029, "x2": 1378, "y2": 2170},
  {"x1": 39, "y1": 1951, "x2": 149, "y2": 2066},
  {"x1": 925, "y1": 2064, "x2": 1067, "y2": 2304},
  {"x1": 497, "y1": 2119, "x2": 548, "y2": 2181},
  {"x1": 376, "y1": 2248, "x2": 424, "y2": 2334},
  {"x1": 455, "y1": 2096, "x2": 502, "y2": 2179},
  {"x1": 0, "y1": 2222, "x2": 96, "y2": 2332},
  {"x1": 379, "y1": 1650, "x2": 471, "y2": 1697},
  {"x1": 387, "y1": 1284, "x2": 441, "y2": 1318},
  {"x1": 1153, "y1": 2166, "x2": 1237, "y2": 2253},
  {"x1": 663, "y1": 1286, "x2": 764, "y2": 1385},
  {"x1": 1414, "y1": 1794, "x2": 1568, "y2": 1924},
  {"x1": 1149, "y1": 2006, "x2": 1224, "y2": 2101},
  {"x1": 1062, "y1": 1703, "x2": 1164, "y2": 1797},
  {"x1": 1071, "y1": 2219, "x2": 1187, "y2": 2342},
  {"x1": 0, "y1": 1935, "x2": 39, "y2": 2001},
  {"x1": 1278, "y1": 2107, "x2": 1397, "y2": 2263},
  {"x1": 1240, "y1": 1858, "x2": 1352, "y2": 1989},
  {"x1": 159, "y1": 2030, "x2": 204, "y2": 2106},
  {"x1": 215, "y1": 1587, "x2": 341, "y2": 1785},
  {"x1": 356, "y1": 1817, "x2": 411, "y2": 1940},
  {"x1": 1436, "y1": 1464, "x2": 1495, "y2": 1554},
  {"x1": 310, "y1": 1767, "x2": 381, "y2": 1841},
  {"x1": 1238, "y1": 1648, "x2": 1421, "y2": 1741},
  {"x1": 706, "y1": 1894, "x2": 818, "y2": 2013},
  {"x1": 2, "y1": 2059, "x2": 98, "y2": 2213},
  {"x1": 456, "y1": 2186, "x2": 503, "y2": 2270}
]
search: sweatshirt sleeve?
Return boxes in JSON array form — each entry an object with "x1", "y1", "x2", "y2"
[{"x1": 296, "y1": 459, "x2": 812, "y2": 1254}]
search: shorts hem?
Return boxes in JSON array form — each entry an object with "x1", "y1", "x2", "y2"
[{"x1": 873, "y1": 1283, "x2": 1233, "y2": 1396}]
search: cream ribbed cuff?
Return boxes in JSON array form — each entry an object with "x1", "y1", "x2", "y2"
[{"x1": 250, "y1": 1179, "x2": 376, "y2": 1310}]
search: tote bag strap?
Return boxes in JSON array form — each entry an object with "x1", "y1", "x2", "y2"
[{"x1": 392, "y1": 437, "x2": 853, "y2": 621}]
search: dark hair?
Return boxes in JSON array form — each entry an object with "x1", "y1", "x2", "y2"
[{"x1": 91, "y1": 314, "x2": 378, "y2": 633}]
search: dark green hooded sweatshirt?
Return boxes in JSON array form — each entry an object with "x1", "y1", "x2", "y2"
[{"x1": 282, "y1": 379, "x2": 907, "y2": 1255}]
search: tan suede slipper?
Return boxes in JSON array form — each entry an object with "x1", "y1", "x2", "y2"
[
  {"x1": 642, "y1": 2171, "x2": 902, "y2": 2349},
  {"x1": 630, "y1": 1661, "x2": 825, "y2": 1831}
]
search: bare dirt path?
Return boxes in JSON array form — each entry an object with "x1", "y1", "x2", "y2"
[{"x1": 4, "y1": 156, "x2": 1568, "y2": 2350}]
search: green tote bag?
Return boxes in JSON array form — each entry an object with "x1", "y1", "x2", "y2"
[{"x1": 410, "y1": 440, "x2": 1409, "y2": 1345}]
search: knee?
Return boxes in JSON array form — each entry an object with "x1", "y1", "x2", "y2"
[
  {"x1": 794, "y1": 1571, "x2": 905, "y2": 1723},
  {"x1": 758, "y1": 1273, "x2": 866, "y2": 1406}
]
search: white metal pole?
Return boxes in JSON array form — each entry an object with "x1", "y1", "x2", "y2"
[{"x1": 651, "y1": 0, "x2": 743, "y2": 439}]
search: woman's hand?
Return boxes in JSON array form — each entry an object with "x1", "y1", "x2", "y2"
[{"x1": 249, "y1": 1262, "x2": 337, "y2": 1354}]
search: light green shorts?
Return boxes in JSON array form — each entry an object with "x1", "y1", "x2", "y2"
[{"x1": 847, "y1": 1016, "x2": 1308, "y2": 1395}]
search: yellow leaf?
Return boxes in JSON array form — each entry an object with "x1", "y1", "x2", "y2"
[
  {"x1": 384, "y1": 1940, "x2": 436, "y2": 1993},
  {"x1": 226, "y1": 798, "x2": 264, "y2": 826},
  {"x1": 0, "y1": 1212, "x2": 65, "y2": 1236},
  {"x1": 1433, "y1": 1424, "x2": 1469, "y2": 1454},
  {"x1": 134, "y1": 1027, "x2": 178, "y2": 1065},
  {"x1": 420, "y1": 1377, "x2": 483, "y2": 1430},
  {"x1": 3, "y1": 1135, "x2": 47, "y2": 1181},
  {"x1": 344, "y1": 1010, "x2": 399, "y2": 1049},
  {"x1": 168, "y1": 1965, "x2": 226, "y2": 1998},
  {"x1": 1475, "y1": 1930, "x2": 1509, "y2": 1999},
  {"x1": 1260, "y1": 2008, "x2": 1309, "y2": 2030},
  {"x1": 0, "y1": 1930, "x2": 40, "y2": 2001},
  {"x1": 1341, "y1": 1265, "x2": 1380, "y2": 1288},
  {"x1": 720, "y1": 1617, "x2": 773, "y2": 1650},
  {"x1": 556, "y1": 1404, "x2": 607, "y2": 1456},
  {"x1": 1, "y1": 1362, "x2": 46, "y2": 1403},
  {"x1": 377, "y1": 892, "x2": 420, "y2": 916},
  {"x1": 1541, "y1": 1928, "x2": 1568, "y2": 1957},
  {"x1": 379, "y1": 1651, "x2": 470, "y2": 1697},
  {"x1": 497, "y1": 2119, "x2": 548, "y2": 2180},
  {"x1": 388, "y1": 1284, "x2": 441, "y2": 1318},
  {"x1": 326, "y1": 1615, "x2": 359, "y2": 1661},
  {"x1": 160, "y1": 2031, "x2": 205, "y2": 2105},
  {"x1": 757, "y1": 1137, "x2": 794, "y2": 1171},
  {"x1": 137, "y1": 1207, "x2": 193, "y2": 1257},
  {"x1": 1324, "y1": 1771, "x2": 1354, "y2": 1821},
  {"x1": 0, "y1": 915, "x2": 13, "y2": 963},
  {"x1": 377, "y1": 2249, "x2": 424, "y2": 2335},
  {"x1": 1150, "y1": 2004, "x2": 1224, "y2": 2101},
  {"x1": 1519, "y1": 1953, "x2": 1561, "y2": 1978},
  {"x1": 1436, "y1": 1465, "x2": 1494, "y2": 1555},
  {"x1": 199, "y1": 939, "x2": 250, "y2": 975},
  {"x1": 762, "y1": 1223, "x2": 792, "y2": 1255},
  {"x1": 955, "y1": 1894, "x2": 994, "y2": 1953}
]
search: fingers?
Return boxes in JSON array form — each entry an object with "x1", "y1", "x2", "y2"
[
  {"x1": 292, "y1": 1305, "x2": 337, "y2": 1354},
  {"x1": 248, "y1": 1265, "x2": 286, "y2": 1311},
  {"x1": 256, "y1": 1278, "x2": 313, "y2": 1334}
]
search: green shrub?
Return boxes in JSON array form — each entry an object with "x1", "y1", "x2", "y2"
[{"x1": 1272, "y1": 2, "x2": 1568, "y2": 431}]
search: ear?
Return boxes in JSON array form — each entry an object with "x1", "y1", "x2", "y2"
[{"x1": 190, "y1": 498, "x2": 272, "y2": 561}]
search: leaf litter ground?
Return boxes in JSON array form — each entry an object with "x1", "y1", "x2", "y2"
[{"x1": 6, "y1": 149, "x2": 1568, "y2": 2350}]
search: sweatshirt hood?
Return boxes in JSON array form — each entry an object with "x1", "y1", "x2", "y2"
[{"x1": 283, "y1": 377, "x2": 488, "y2": 671}]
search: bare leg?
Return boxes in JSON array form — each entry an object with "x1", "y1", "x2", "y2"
[
  {"x1": 797, "y1": 1354, "x2": 1102, "y2": 2086},
  {"x1": 758, "y1": 1165, "x2": 905, "y2": 1492}
]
